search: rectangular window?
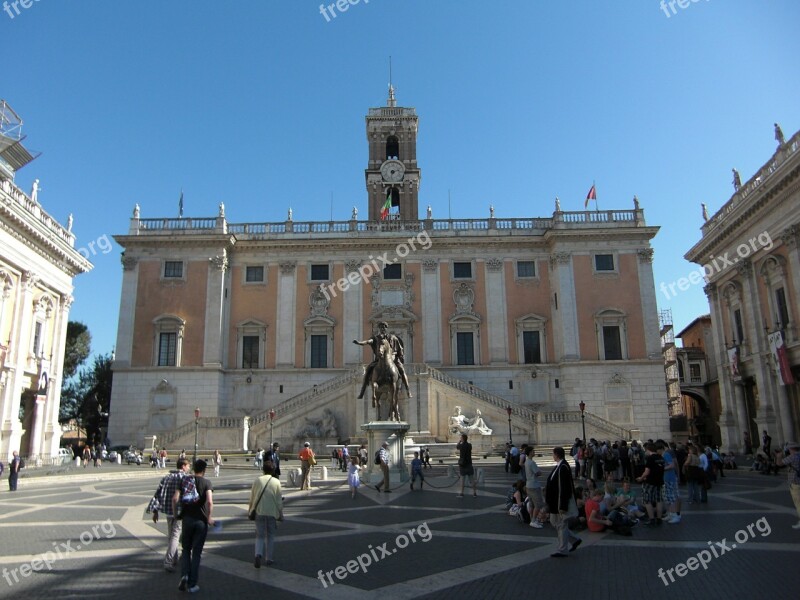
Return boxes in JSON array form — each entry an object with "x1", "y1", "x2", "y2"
[
  {"x1": 310, "y1": 335, "x2": 327, "y2": 368},
  {"x1": 383, "y1": 263, "x2": 402, "y2": 280},
  {"x1": 689, "y1": 363, "x2": 702, "y2": 383},
  {"x1": 245, "y1": 266, "x2": 264, "y2": 283},
  {"x1": 242, "y1": 335, "x2": 259, "y2": 369},
  {"x1": 595, "y1": 254, "x2": 615, "y2": 271},
  {"x1": 310, "y1": 264, "x2": 329, "y2": 281},
  {"x1": 602, "y1": 325, "x2": 622, "y2": 360},
  {"x1": 32, "y1": 322, "x2": 43, "y2": 356},
  {"x1": 164, "y1": 261, "x2": 183, "y2": 278},
  {"x1": 158, "y1": 332, "x2": 177, "y2": 366},
  {"x1": 456, "y1": 332, "x2": 475, "y2": 365},
  {"x1": 517, "y1": 261, "x2": 536, "y2": 278},
  {"x1": 522, "y1": 331, "x2": 541, "y2": 364},
  {"x1": 776, "y1": 287, "x2": 789, "y2": 329},
  {"x1": 453, "y1": 262, "x2": 472, "y2": 279},
  {"x1": 733, "y1": 309, "x2": 744, "y2": 343}
]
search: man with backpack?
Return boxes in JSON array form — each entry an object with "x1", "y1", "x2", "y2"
[
  {"x1": 173, "y1": 459, "x2": 215, "y2": 593},
  {"x1": 147, "y1": 458, "x2": 190, "y2": 572}
]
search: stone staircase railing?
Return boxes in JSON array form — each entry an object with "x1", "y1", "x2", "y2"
[
  {"x1": 420, "y1": 364, "x2": 538, "y2": 423},
  {"x1": 159, "y1": 416, "x2": 245, "y2": 447},
  {"x1": 248, "y1": 367, "x2": 363, "y2": 428},
  {"x1": 539, "y1": 411, "x2": 632, "y2": 441}
]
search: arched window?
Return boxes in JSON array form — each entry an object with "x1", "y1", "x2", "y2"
[{"x1": 386, "y1": 136, "x2": 399, "y2": 160}]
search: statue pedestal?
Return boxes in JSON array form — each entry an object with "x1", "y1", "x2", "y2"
[{"x1": 361, "y1": 421, "x2": 410, "y2": 484}]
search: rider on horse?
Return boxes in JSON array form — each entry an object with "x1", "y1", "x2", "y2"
[{"x1": 353, "y1": 322, "x2": 412, "y2": 399}]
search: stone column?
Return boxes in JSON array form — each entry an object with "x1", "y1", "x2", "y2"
[
  {"x1": 637, "y1": 248, "x2": 662, "y2": 359},
  {"x1": 421, "y1": 260, "x2": 442, "y2": 364},
  {"x1": 41, "y1": 294, "x2": 73, "y2": 457},
  {"x1": 343, "y1": 260, "x2": 363, "y2": 365},
  {"x1": 113, "y1": 256, "x2": 138, "y2": 368},
  {"x1": 2, "y1": 272, "x2": 39, "y2": 454},
  {"x1": 485, "y1": 258, "x2": 508, "y2": 364},
  {"x1": 203, "y1": 253, "x2": 228, "y2": 367},
  {"x1": 276, "y1": 262, "x2": 297, "y2": 367},
  {"x1": 549, "y1": 252, "x2": 579, "y2": 360},
  {"x1": 705, "y1": 283, "x2": 740, "y2": 451},
  {"x1": 780, "y1": 225, "x2": 800, "y2": 342},
  {"x1": 28, "y1": 396, "x2": 46, "y2": 459}
]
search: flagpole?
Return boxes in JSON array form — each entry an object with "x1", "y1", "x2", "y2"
[{"x1": 594, "y1": 180, "x2": 599, "y2": 212}]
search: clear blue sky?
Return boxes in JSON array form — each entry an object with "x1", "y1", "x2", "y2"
[{"x1": 3, "y1": 0, "x2": 799, "y2": 357}]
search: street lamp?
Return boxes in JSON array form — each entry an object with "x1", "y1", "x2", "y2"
[
  {"x1": 269, "y1": 409, "x2": 276, "y2": 447},
  {"x1": 506, "y1": 406, "x2": 513, "y2": 446},
  {"x1": 193, "y1": 407, "x2": 200, "y2": 466},
  {"x1": 579, "y1": 401, "x2": 587, "y2": 445}
]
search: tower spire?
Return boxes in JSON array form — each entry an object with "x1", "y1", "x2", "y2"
[{"x1": 387, "y1": 56, "x2": 396, "y2": 107}]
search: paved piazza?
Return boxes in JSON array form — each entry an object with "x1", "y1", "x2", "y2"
[{"x1": 0, "y1": 461, "x2": 798, "y2": 599}]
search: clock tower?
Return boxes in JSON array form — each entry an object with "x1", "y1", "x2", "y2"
[{"x1": 365, "y1": 85, "x2": 421, "y2": 221}]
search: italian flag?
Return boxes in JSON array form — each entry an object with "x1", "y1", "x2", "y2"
[
  {"x1": 584, "y1": 183, "x2": 597, "y2": 208},
  {"x1": 380, "y1": 191, "x2": 392, "y2": 220}
]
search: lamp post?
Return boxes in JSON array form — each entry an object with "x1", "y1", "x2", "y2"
[
  {"x1": 193, "y1": 407, "x2": 200, "y2": 466},
  {"x1": 506, "y1": 406, "x2": 513, "y2": 446},
  {"x1": 579, "y1": 401, "x2": 587, "y2": 445},
  {"x1": 269, "y1": 409, "x2": 276, "y2": 447}
]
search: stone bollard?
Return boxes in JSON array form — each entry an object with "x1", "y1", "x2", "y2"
[
  {"x1": 476, "y1": 468, "x2": 485, "y2": 485},
  {"x1": 321, "y1": 466, "x2": 328, "y2": 481},
  {"x1": 447, "y1": 465, "x2": 457, "y2": 478},
  {"x1": 288, "y1": 468, "x2": 301, "y2": 487},
  {"x1": 75, "y1": 457, "x2": 81, "y2": 467},
  {"x1": 117, "y1": 454, "x2": 122, "y2": 465}
]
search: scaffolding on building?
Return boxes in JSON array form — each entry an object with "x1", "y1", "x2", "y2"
[
  {"x1": 0, "y1": 99, "x2": 40, "y2": 179},
  {"x1": 659, "y1": 309, "x2": 683, "y2": 416}
]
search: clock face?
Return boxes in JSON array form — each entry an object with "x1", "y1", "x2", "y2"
[{"x1": 381, "y1": 160, "x2": 405, "y2": 182}]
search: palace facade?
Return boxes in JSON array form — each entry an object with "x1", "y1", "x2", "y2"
[
  {"x1": 686, "y1": 127, "x2": 800, "y2": 450},
  {"x1": 108, "y1": 91, "x2": 670, "y2": 451},
  {"x1": 0, "y1": 100, "x2": 93, "y2": 460}
]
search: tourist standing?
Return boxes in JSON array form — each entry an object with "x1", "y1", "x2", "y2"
[
  {"x1": 524, "y1": 446, "x2": 545, "y2": 528},
  {"x1": 8, "y1": 451, "x2": 22, "y2": 491},
  {"x1": 636, "y1": 443, "x2": 665, "y2": 526},
  {"x1": 456, "y1": 434, "x2": 477, "y2": 498},
  {"x1": 299, "y1": 442, "x2": 315, "y2": 490},
  {"x1": 249, "y1": 460, "x2": 283, "y2": 567},
  {"x1": 661, "y1": 442, "x2": 681, "y2": 524},
  {"x1": 264, "y1": 443, "x2": 281, "y2": 478},
  {"x1": 545, "y1": 447, "x2": 581, "y2": 558},
  {"x1": 347, "y1": 456, "x2": 362, "y2": 498},
  {"x1": 410, "y1": 451, "x2": 424, "y2": 491},
  {"x1": 213, "y1": 450, "x2": 222, "y2": 477},
  {"x1": 374, "y1": 442, "x2": 391, "y2": 493}
]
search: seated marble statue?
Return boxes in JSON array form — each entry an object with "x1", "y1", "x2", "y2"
[{"x1": 449, "y1": 406, "x2": 492, "y2": 435}]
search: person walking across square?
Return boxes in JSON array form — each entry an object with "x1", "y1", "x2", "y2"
[
  {"x1": 174, "y1": 459, "x2": 215, "y2": 593},
  {"x1": 147, "y1": 458, "x2": 190, "y2": 572},
  {"x1": 545, "y1": 446, "x2": 581, "y2": 558}
]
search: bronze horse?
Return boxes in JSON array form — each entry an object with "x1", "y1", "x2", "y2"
[{"x1": 370, "y1": 339, "x2": 401, "y2": 421}]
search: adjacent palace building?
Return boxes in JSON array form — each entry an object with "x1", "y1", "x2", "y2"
[
  {"x1": 109, "y1": 90, "x2": 669, "y2": 452},
  {"x1": 686, "y1": 126, "x2": 800, "y2": 451},
  {"x1": 0, "y1": 100, "x2": 92, "y2": 461}
]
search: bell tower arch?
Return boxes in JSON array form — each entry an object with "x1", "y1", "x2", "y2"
[{"x1": 365, "y1": 85, "x2": 421, "y2": 221}]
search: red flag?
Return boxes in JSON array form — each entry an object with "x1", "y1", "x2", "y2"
[{"x1": 584, "y1": 184, "x2": 597, "y2": 208}]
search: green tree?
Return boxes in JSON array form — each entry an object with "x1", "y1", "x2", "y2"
[
  {"x1": 66, "y1": 353, "x2": 114, "y2": 445},
  {"x1": 59, "y1": 321, "x2": 92, "y2": 422}
]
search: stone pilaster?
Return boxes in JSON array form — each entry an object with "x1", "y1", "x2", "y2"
[{"x1": 203, "y1": 253, "x2": 228, "y2": 367}]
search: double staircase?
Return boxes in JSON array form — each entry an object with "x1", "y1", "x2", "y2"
[{"x1": 159, "y1": 363, "x2": 632, "y2": 449}]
